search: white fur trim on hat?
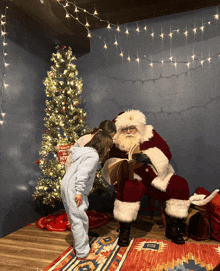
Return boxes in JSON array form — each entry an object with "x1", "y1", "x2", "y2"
[
  {"x1": 165, "y1": 199, "x2": 191, "y2": 219},
  {"x1": 113, "y1": 199, "x2": 140, "y2": 223},
  {"x1": 115, "y1": 110, "x2": 146, "y2": 131}
]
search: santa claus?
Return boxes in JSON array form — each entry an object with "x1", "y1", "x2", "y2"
[{"x1": 102, "y1": 109, "x2": 219, "y2": 246}]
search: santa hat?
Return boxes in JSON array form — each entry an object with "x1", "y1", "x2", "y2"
[{"x1": 114, "y1": 110, "x2": 146, "y2": 132}]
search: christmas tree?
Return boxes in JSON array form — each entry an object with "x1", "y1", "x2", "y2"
[{"x1": 33, "y1": 46, "x2": 107, "y2": 207}]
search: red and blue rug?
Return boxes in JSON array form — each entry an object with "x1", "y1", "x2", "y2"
[{"x1": 44, "y1": 236, "x2": 220, "y2": 271}]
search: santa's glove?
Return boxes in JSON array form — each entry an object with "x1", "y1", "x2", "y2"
[{"x1": 133, "y1": 153, "x2": 152, "y2": 164}]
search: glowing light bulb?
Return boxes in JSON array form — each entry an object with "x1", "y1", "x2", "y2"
[
  {"x1": 107, "y1": 24, "x2": 111, "y2": 29},
  {"x1": 83, "y1": 9, "x2": 87, "y2": 12},
  {"x1": 94, "y1": 10, "x2": 98, "y2": 15},
  {"x1": 150, "y1": 62, "x2": 153, "y2": 67},
  {"x1": 201, "y1": 60, "x2": 204, "y2": 65},
  {"x1": 4, "y1": 83, "x2": 8, "y2": 88},
  {"x1": 151, "y1": 32, "x2": 154, "y2": 37},
  {"x1": 200, "y1": 26, "x2": 204, "y2": 31},
  {"x1": 193, "y1": 28, "x2": 197, "y2": 33},
  {"x1": 114, "y1": 40, "x2": 118, "y2": 46},
  {"x1": 161, "y1": 60, "x2": 164, "y2": 64},
  {"x1": 1, "y1": 15, "x2": 5, "y2": 18},
  {"x1": 65, "y1": 3, "x2": 69, "y2": 7},
  {"x1": 174, "y1": 62, "x2": 177, "y2": 67},
  {"x1": 116, "y1": 26, "x2": 120, "y2": 32},
  {"x1": 144, "y1": 26, "x2": 147, "y2": 30},
  {"x1": 87, "y1": 32, "x2": 91, "y2": 38},
  {"x1": 120, "y1": 52, "x2": 124, "y2": 57},
  {"x1": 186, "y1": 62, "x2": 190, "y2": 67},
  {"x1": 184, "y1": 31, "x2": 188, "y2": 36},
  {"x1": 104, "y1": 43, "x2": 107, "y2": 49},
  {"x1": 136, "y1": 27, "x2": 140, "y2": 32},
  {"x1": 125, "y1": 29, "x2": 129, "y2": 34},
  {"x1": 191, "y1": 55, "x2": 195, "y2": 59},
  {"x1": 1, "y1": 113, "x2": 6, "y2": 117},
  {"x1": 0, "y1": 121, "x2": 4, "y2": 125},
  {"x1": 3, "y1": 42, "x2": 7, "y2": 46},
  {"x1": 4, "y1": 63, "x2": 9, "y2": 67},
  {"x1": 1, "y1": 21, "x2": 6, "y2": 25},
  {"x1": 169, "y1": 32, "x2": 173, "y2": 37},
  {"x1": 85, "y1": 22, "x2": 90, "y2": 27},
  {"x1": 66, "y1": 13, "x2": 70, "y2": 18},
  {"x1": 74, "y1": 7, "x2": 78, "y2": 12},
  {"x1": 207, "y1": 57, "x2": 211, "y2": 62},
  {"x1": 169, "y1": 57, "x2": 173, "y2": 61},
  {"x1": 160, "y1": 33, "x2": 164, "y2": 39},
  {"x1": 215, "y1": 14, "x2": 219, "y2": 20},
  {"x1": 127, "y1": 56, "x2": 131, "y2": 61},
  {"x1": 136, "y1": 58, "x2": 140, "y2": 63},
  {"x1": 208, "y1": 21, "x2": 211, "y2": 24},
  {"x1": 1, "y1": 31, "x2": 6, "y2": 36}
]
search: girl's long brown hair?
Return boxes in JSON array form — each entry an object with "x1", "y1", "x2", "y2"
[
  {"x1": 85, "y1": 130, "x2": 113, "y2": 162},
  {"x1": 90, "y1": 120, "x2": 116, "y2": 135}
]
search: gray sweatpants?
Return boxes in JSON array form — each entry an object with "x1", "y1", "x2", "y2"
[{"x1": 61, "y1": 181, "x2": 90, "y2": 258}]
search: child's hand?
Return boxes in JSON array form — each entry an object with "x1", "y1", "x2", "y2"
[{"x1": 75, "y1": 194, "x2": 82, "y2": 207}]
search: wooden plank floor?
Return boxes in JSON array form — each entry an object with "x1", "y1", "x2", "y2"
[{"x1": 0, "y1": 213, "x2": 219, "y2": 271}]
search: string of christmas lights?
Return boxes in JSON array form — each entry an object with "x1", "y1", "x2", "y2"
[
  {"x1": 0, "y1": 6, "x2": 8, "y2": 126},
  {"x1": 55, "y1": 0, "x2": 220, "y2": 67}
]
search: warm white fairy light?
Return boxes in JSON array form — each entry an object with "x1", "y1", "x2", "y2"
[
  {"x1": 136, "y1": 57, "x2": 140, "y2": 63},
  {"x1": 120, "y1": 52, "x2": 124, "y2": 57},
  {"x1": 208, "y1": 21, "x2": 211, "y2": 24},
  {"x1": 4, "y1": 62, "x2": 9, "y2": 67},
  {"x1": 74, "y1": 7, "x2": 78, "y2": 12},
  {"x1": 151, "y1": 32, "x2": 154, "y2": 37},
  {"x1": 136, "y1": 27, "x2": 140, "y2": 32},
  {"x1": 174, "y1": 62, "x2": 177, "y2": 67},
  {"x1": 1, "y1": 113, "x2": 6, "y2": 117},
  {"x1": 65, "y1": 13, "x2": 70, "y2": 18},
  {"x1": 87, "y1": 32, "x2": 91, "y2": 38},
  {"x1": 3, "y1": 42, "x2": 7, "y2": 46},
  {"x1": 161, "y1": 60, "x2": 164, "y2": 64},
  {"x1": 150, "y1": 62, "x2": 153, "y2": 67},
  {"x1": 94, "y1": 10, "x2": 98, "y2": 15},
  {"x1": 85, "y1": 21, "x2": 90, "y2": 27},
  {"x1": 214, "y1": 14, "x2": 219, "y2": 20},
  {"x1": 207, "y1": 57, "x2": 211, "y2": 62},
  {"x1": 200, "y1": 26, "x2": 205, "y2": 31},
  {"x1": 160, "y1": 33, "x2": 164, "y2": 39},
  {"x1": 125, "y1": 29, "x2": 129, "y2": 34},
  {"x1": 144, "y1": 26, "x2": 147, "y2": 30},
  {"x1": 116, "y1": 26, "x2": 120, "y2": 32},
  {"x1": 0, "y1": 120, "x2": 4, "y2": 125},
  {"x1": 127, "y1": 56, "x2": 131, "y2": 61},
  {"x1": 107, "y1": 23, "x2": 111, "y2": 29},
  {"x1": 104, "y1": 43, "x2": 107, "y2": 49},
  {"x1": 1, "y1": 31, "x2": 6, "y2": 36},
  {"x1": 192, "y1": 28, "x2": 197, "y2": 33},
  {"x1": 169, "y1": 56, "x2": 173, "y2": 61},
  {"x1": 186, "y1": 62, "x2": 190, "y2": 67},
  {"x1": 169, "y1": 32, "x2": 173, "y2": 37},
  {"x1": 191, "y1": 55, "x2": 195, "y2": 59},
  {"x1": 4, "y1": 83, "x2": 8, "y2": 88},
  {"x1": 184, "y1": 31, "x2": 188, "y2": 36},
  {"x1": 114, "y1": 40, "x2": 118, "y2": 46}
]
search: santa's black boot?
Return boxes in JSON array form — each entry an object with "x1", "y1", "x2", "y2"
[
  {"x1": 117, "y1": 222, "x2": 131, "y2": 247},
  {"x1": 165, "y1": 215, "x2": 185, "y2": 245}
]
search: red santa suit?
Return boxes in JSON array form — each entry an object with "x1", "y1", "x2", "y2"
[{"x1": 102, "y1": 110, "x2": 219, "y2": 224}]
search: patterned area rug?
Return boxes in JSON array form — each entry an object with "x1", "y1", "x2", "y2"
[{"x1": 44, "y1": 236, "x2": 220, "y2": 271}]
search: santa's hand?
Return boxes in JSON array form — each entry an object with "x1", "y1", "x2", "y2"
[
  {"x1": 133, "y1": 153, "x2": 152, "y2": 164},
  {"x1": 75, "y1": 194, "x2": 82, "y2": 208}
]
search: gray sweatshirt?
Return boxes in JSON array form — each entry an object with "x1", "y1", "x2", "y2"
[{"x1": 62, "y1": 146, "x2": 99, "y2": 196}]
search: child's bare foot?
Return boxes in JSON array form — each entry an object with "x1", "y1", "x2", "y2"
[{"x1": 77, "y1": 253, "x2": 98, "y2": 261}]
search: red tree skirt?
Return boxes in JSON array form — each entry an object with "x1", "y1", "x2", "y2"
[{"x1": 36, "y1": 210, "x2": 111, "y2": 232}]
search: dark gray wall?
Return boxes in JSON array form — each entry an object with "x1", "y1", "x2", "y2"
[
  {"x1": 0, "y1": 8, "x2": 60, "y2": 238},
  {"x1": 76, "y1": 6, "x2": 220, "y2": 198}
]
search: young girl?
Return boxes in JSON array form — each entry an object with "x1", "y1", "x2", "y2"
[{"x1": 61, "y1": 130, "x2": 113, "y2": 261}]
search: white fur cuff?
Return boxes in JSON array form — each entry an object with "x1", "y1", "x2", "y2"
[
  {"x1": 113, "y1": 199, "x2": 140, "y2": 223},
  {"x1": 151, "y1": 172, "x2": 174, "y2": 192},
  {"x1": 165, "y1": 198, "x2": 191, "y2": 219}
]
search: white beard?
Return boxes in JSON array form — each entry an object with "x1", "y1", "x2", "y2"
[{"x1": 114, "y1": 133, "x2": 141, "y2": 152}]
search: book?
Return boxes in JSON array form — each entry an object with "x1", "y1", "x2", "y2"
[{"x1": 103, "y1": 144, "x2": 141, "y2": 185}]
